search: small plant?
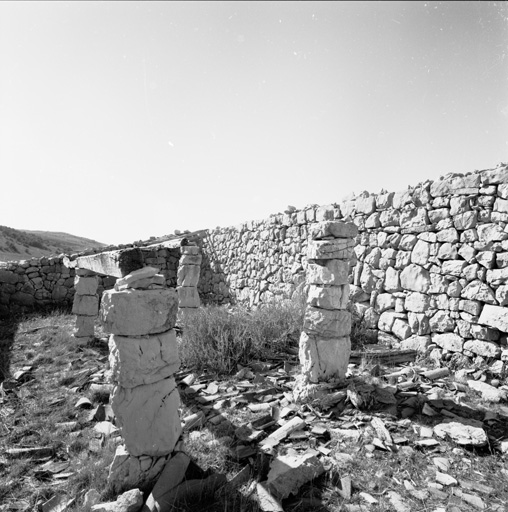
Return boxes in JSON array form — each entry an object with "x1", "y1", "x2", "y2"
[{"x1": 178, "y1": 298, "x2": 305, "y2": 374}]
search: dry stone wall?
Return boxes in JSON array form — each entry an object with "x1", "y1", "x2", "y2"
[{"x1": 197, "y1": 163, "x2": 508, "y2": 367}]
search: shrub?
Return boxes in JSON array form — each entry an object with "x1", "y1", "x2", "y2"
[{"x1": 178, "y1": 297, "x2": 305, "y2": 374}]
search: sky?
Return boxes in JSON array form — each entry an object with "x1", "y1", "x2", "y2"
[{"x1": 0, "y1": 1, "x2": 507, "y2": 245}]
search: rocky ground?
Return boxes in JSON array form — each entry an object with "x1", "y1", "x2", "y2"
[{"x1": 1, "y1": 312, "x2": 508, "y2": 511}]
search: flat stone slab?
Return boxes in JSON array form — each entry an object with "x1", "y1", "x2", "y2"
[
  {"x1": 308, "y1": 221, "x2": 358, "y2": 240},
  {"x1": 479, "y1": 304, "x2": 508, "y2": 332},
  {"x1": 100, "y1": 289, "x2": 178, "y2": 336},
  {"x1": 70, "y1": 248, "x2": 144, "y2": 278},
  {"x1": 307, "y1": 239, "x2": 355, "y2": 260},
  {"x1": 307, "y1": 284, "x2": 349, "y2": 310},
  {"x1": 433, "y1": 421, "x2": 487, "y2": 447},
  {"x1": 303, "y1": 307, "x2": 351, "y2": 337},
  {"x1": 307, "y1": 260, "x2": 350, "y2": 286}
]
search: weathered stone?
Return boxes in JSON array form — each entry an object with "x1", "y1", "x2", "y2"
[
  {"x1": 91, "y1": 488, "x2": 144, "y2": 512},
  {"x1": 115, "y1": 267, "x2": 159, "y2": 290},
  {"x1": 0, "y1": 269, "x2": 19, "y2": 285},
  {"x1": 384, "y1": 267, "x2": 400, "y2": 292},
  {"x1": 459, "y1": 299, "x2": 482, "y2": 316},
  {"x1": 380, "y1": 210, "x2": 400, "y2": 227},
  {"x1": 486, "y1": 268, "x2": 508, "y2": 287},
  {"x1": 100, "y1": 289, "x2": 178, "y2": 336},
  {"x1": 74, "y1": 276, "x2": 99, "y2": 295},
  {"x1": 495, "y1": 285, "x2": 508, "y2": 306},
  {"x1": 309, "y1": 221, "x2": 358, "y2": 240},
  {"x1": 463, "y1": 339, "x2": 501, "y2": 358},
  {"x1": 453, "y1": 211, "x2": 477, "y2": 230},
  {"x1": 72, "y1": 294, "x2": 99, "y2": 316},
  {"x1": 460, "y1": 280, "x2": 496, "y2": 304},
  {"x1": 303, "y1": 307, "x2": 351, "y2": 337},
  {"x1": 307, "y1": 285, "x2": 349, "y2": 310},
  {"x1": 179, "y1": 254, "x2": 202, "y2": 265},
  {"x1": 429, "y1": 311, "x2": 455, "y2": 333},
  {"x1": 430, "y1": 175, "x2": 480, "y2": 197},
  {"x1": 441, "y1": 260, "x2": 466, "y2": 277},
  {"x1": 410, "y1": 240, "x2": 430, "y2": 265},
  {"x1": 299, "y1": 332, "x2": 350, "y2": 382},
  {"x1": 400, "y1": 335, "x2": 431, "y2": 353},
  {"x1": 481, "y1": 166, "x2": 508, "y2": 185},
  {"x1": 436, "y1": 228, "x2": 459, "y2": 243},
  {"x1": 307, "y1": 239, "x2": 355, "y2": 260},
  {"x1": 177, "y1": 287, "x2": 201, "y2": 308},
  {"x1": 74, "y1": 315, "x2": 95, "y2": 338},
  {"x1": 400, "y1": 208, "x2": 429, "y2": 230},
  {"x1": 266, "y1": 453, "x2": 325, "y2": 499},
  {"x1": 407, "y1": 312, "x2": 430, "y2": 335},
  {"x1": 467, "y1": 380, "x2": 507, "y2": 402},
  {"x1": 111, "y1": 377, "x2": 181, "y2": 457},
  {"x1": 378, "y1": 311, "x2": 401, "y2": 332},
  {"x1": 74, "y1": 248, "x2": 144, "y2": 278},
  {"x1": 432, "y1": 333, "x2": 464, "y2": 352},
  {"x1": 477, "y1": 223, "x2": 508, "y2": 243},
  {"x1": 363, "y1": 307, "x2": 380, "y2": 329},
  {"x1": 177, "y1": 264, "x2": 200, "y2": 287},
  {"x1": 355, "y1": 196, "x2": 376, "y2": 215},
  {"x1": 109, "y1": 330, "x2": 180, "y2": 388},
  {"x1": 434, "y1": 421, "x2": 487, "y2": 446},
  {"x1": 307, "y1": 260, "x2": 349, "y2": 286},
  {"x1": 404, "y1": 292, "x2": 430, "y2": 313},
  {"x1": 479, "y1": 304, "x2": 508, "y2": 332},
  {"x1": 392, "y1": 318, "x2": 411, "y2": 340},
  {"x1": 400, "y1": 264, "x2": 430, "y2": 293}
]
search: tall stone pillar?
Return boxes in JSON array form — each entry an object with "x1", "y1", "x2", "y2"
[
  {"x1": 72, "y1": 269, "x2": 99, "y2": 340},
  {"x1": 177, "y1": 245, "x2": 201, "y2": 319},
  {"x1": 295, "y1": 221, "x2": 358, "y2": 396}
]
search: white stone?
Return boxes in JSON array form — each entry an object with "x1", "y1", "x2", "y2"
[
  {"x1": 482, "y1": 166, "x2": 508, "y2": 185},
  {"x1": 91, "y1": 489, "x2": 144, "y2": 512},
  {"x1": 378, "y1": 310, "x2": 400, "y2": 332},
  {"x1": 117, "y1": 275, "x2": 166, "y2": 291},
  {"x1": 109, "y1": 330, "x2": 180, "y2": 388},
  {"x1": 495, "y1": 285, "x2": 508, "y2": 306},
  {"x1": 298, "y1": 332, "x2": 350, "y2": 382},
  {"x1": 400, "y1": 335, "x2": 431, "y2": 353},
  {"x1": 407, "y1": 312, "x2": 430, "y2": 335},
  {"x1": 375, "y1": 293, "x2": 396, "y2": 313},
  {"x1": 453, "y1": 211, "x2": 477, "y2": 230},
  {"x1": 410, "y1": 240, "x2": 430, "y2": 265},
  {"x1": 434, "y1": 421, "x2": 487, "y2": 446},
  {"x1": 432, "y1": 333, "x2": 464, "y2": 352},
  {"x1": 307, "y1": 285, "x2": 349, "y2": 310},
  {"x1": 303, "y1": 307, "x2": 351, "y2": 337},
  {"x1": 400, "y1": 208, "x2": 429, "y2": 229},
  {"x1": 477, "y1": 223, "x2": 508, "y2": 243},
  {"x1": 384, "y1": 267, "x2": 401, "y2": 292},
  {"x1": 111, "y1": 377, "x2": 182, "y2": 457},
  {"x1": 460, "y1": 280, "x2": 496, "y2": 304},
  {"x1": 429, "y1": 311, "x2": 455, "y2": 333},
  {"x1": 309, "y1": 221, "x2": 358, "y2": 239},
  {"x1": 404, "y1": 292, "x2": 430, "y2": 313},
  {"x1": 74, "y1": 315, "x2": 95, "y2": 338},
  {"x1": 307, "y1": 260, "x2": 349, "y2": 286},
  {"x1": 463, "y1": 339, "x2": 501, "y2": 358},
  {"x1": 400, "y1": 264, "x2": 431, "y2": 293},
  {"x1": 115, "y1": 267, "x2": 159, "y2": 289},
  {"x1": 179, "y1": 254, "x2": 202, "y2": 265},
  {"x1": 479, "y1": 304, "x2": 508, "y2": 332},
  {"x1": 267, "y1": 453, "x2": 325, "y2": 499},
  {"x1": 486, "y1": 268, "x2": 508, "y2": 287},
  {"x1": 467, "y1": 380, "x2": 507, "y2": 402},
  {"x1": 355, "y1": 196, "x2": 376, "y2": 215},
  {"x1": 391, "y1": 318, "x2": 411, "y2": 339},
  {"x1": 307, "y1": 239, "x2": 355, "y2": 260},
  {"x1": 72, "y1": 294, "x2": 99, "y2": 316},
  {"x1": 177, "y1": 264, "x2": 200, "y2": 287},
  {"x1": 74, "y1": 276, "x2": 99, "y2": 295},
  {"x1": 441, "y1": 260, "x2": 466, "y2": 277},
  {"x1": 100, "y1": 289, "x2": 178, "y2": 336},
  {"x1": 436, "y1": 228, "x2": 459, "y2": 243}
]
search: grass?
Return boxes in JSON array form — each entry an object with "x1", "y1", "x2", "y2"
[{"x1": 178, "y1": 298, "x2": 306, "y2": 374}]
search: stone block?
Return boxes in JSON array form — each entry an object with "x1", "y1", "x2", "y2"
[
  {"x1": 177, "y1": 265, "x2": 200, "y2": 287},
  {"x1": 109, "y1": 330, "x2": 180, "y2": 388},
  {"x1": 180, "y1": 245, "x2": 200, "y2": 255},
  {"x1": 177, "y1": 287, "x2": 201, "y2": 308},
  {"x1": 400, "y1": 264, "x2": 430, "y2": 293},
  {"x1": 308, "y1": 221, "x2": 358, "y2": 240},
  {"x1": 460, "y1": 280, "x2": 496, "y2": 304},
  {"x1": 306, "y1": 260, "x2": 349, "y2": 286},
  {"x1": 74, "y1": 276, "x2": 99, "y2": 295},
  {"x1": 481, "y1": 166, "x2": 508, "y2": 185},
  {"x1": 303, "y1": 307, "x2": 351, "y2": 337},
  {"x1": 100, "y1": 289, "x2": 178, "y2": 336},
  {"x1": 432, "y1": 333, "x2": 464, "y2": 352},
  {"x1": 355, "y1": 196, "x2": 376, "y2": 215},
  {"x1": 477, "y1": 223, "x2": 508, "y2": 243},
  {"x1": 375, "y1": 293, "x2": 396, "y2": 313},
  {"x1": 400, "y1": 335, "x2": 431, "y2": 353},
  {"x1": 463, "y1": 339, "x2": 501, "y2": 358},
  {"x1": 298, "y1": 332, "x2": 350, "y2": 382},
  {"x1": 307, "y1": 284, "x2": 349, "y2": 310},
  {"x1": 392, "y1": 318, "x2": 411, "y2": 340},
  {"x1": 400, "y1": 208, "x2": 429, "y2": 230},
  {"x1": 479, "y1": 304, "x2": 508, "y2": 332},
  {"x1": 74, "y1": 248, "x2": 144, "y2": 278},
  {"x1": 405, "y1": 292, "x2": 430, "y2": 313},
  {"x1": 429, "y1": 311, "x2": 455, "y2": 333},
  {"x1": 429, "y1": 174, "x2": 480, "y2": 197},
  {"x1": 453, "y1": 211, "x2": 477, "y2": 230},
  {"x1": 111, "y1": 377, "x2": 182, "y2": 457},
  {"x1": 72, "y1": 294, "x2": 99, "y2": 316},
  {"x1": 74, "y1": 315, "x2": 95, "y2": 338},
  {"x1": 179, "y1": 254, "x2": 202, "y2": 265},
  {"x1": 307, "y1": 239, "x2": 355, "y2": 260},
  {"x1": 0, "y1": 270, "x2": 19, "y2": 285}
]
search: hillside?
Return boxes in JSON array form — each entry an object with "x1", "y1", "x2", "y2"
[{"x1": 0, "y1": 225, "x2": 107, "y2": 262}]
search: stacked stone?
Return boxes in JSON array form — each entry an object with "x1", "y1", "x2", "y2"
[
  {"x1": 72, "y1": 269, "x2": 99, "y2": 339},
  {"x1": 99, "y1": 266, "x2": 182, "y2": 489},
  {"x1": 298, "y1": 221, "x2": 358, "y2": 383},
  {"x1": 177, "y1": 245, "x2": 201, "y2": 317}
]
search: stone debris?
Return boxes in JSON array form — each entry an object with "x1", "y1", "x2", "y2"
[{"x1": 91, "y1": 489, "x2": 143, "y2": 512}]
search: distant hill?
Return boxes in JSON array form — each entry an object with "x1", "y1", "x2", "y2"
[{"x1": 0, "y1": 225, "x2": 107, "y2": 262}]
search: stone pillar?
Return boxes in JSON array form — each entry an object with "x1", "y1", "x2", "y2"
[
  {"x1": 295, "y1": 221, "x2": 358, "y2": 396},
  {"x1": 177, "y1": 245, "x2": 201, "y2": 319},
  {"x1": 99, "y1": 266, "x2": 183, "y2": 492},
  {"x1": 72, "y1": 269, "x2": 99, "y2": 341}
]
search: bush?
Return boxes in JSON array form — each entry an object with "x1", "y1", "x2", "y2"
[{"x1": 179, "y1": 297, "x2": 305, "y2": 374}]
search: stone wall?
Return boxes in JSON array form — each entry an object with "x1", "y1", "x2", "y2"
[
  {"x1": 196, "y1": 163, "x2": 508, "y2": 365},
  {"x1": 0, "y1": 246, "x2": 180, "y2": 317}
]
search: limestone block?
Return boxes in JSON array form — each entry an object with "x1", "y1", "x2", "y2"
[
  {"x1": 355, "y1": 196, "x2": 376, "y2": 215},
  {"x1": 477, "y1": 223, "x2": 508, "y2": 243},
  {"x1": 308, "y1": 221, "x2": 358, "y2": 240},
  {"x1": 436, "y1": 243, "x2": 458, "y2": 260},
  {"x1": 378, "y1": 310, "x2": 403, "y2": 332},
  {"x1": 306, "y1": 260, "x2": 349, "y2": 286},
  {"x1": 496, "y1": 252, "x2": 508, "y2": 268},
  {"x1": 108, "y1": 444, "x2": 168, "y2": 494},
  {"x1": 400, "y1": 264, "x2": 430, "y2": 293},
  {"x1": 476, "y1": 251, "x2": 495, "y2": 269},
  {"x1": 498, "y1": 183, "x2": 508, "y2": 198},
  {"x1": 363, "y1": 307, "x2": 380, "y2": 329},
  {"x1": 428, "y1": 208, "x2": 450, "y2": 223},
  {"x1": 392, "y1": 190, "x2": 412, "y2": 209},
  {"x1": 315, "y1": 205, "x2": 335, "y2": 221},
  {"x1": 377, "y1": 192, "x2": 394, "y2": 209},
  {"x1": 434, "y1": 421, "x2": 487, "y2": 447},
  {"x1": 447, "y1": 281, "x2": 462, "y2": 298},
  {"x1": 459, "y1": 299, "x2": 482, "y2": 316},
  {"x1": 453, "y1": 211, "x2": 477, "y2": 230},
  {"x1": 441, "y1": 260, "x2": 467, "y2": 277},
  {"x1": 494, "y1": 197, "x2": 508, "y2": 213},
  {"x1": 267, "y1": 452, "x2": 325, "y2": 499},
  {"x1": 375, "y1": 293, "x2": 396, "y2": 313},
  {"x1": 100, "y1": 289, "x2": 178, "y2": 336},
  {"x1": 400, "y1": 208, "x2": 429, "y2": 230},
  {"x1": 392, "y1": 319, "x2": 411, "y2": 340},
  {"x1": 379, "y1": 210, "x2": 400, "y2": 227},
  {"x1": 495, "y1": 285, "x2": 508, "y2": 306},
  {"x1": 479, "y1": 304, "x2": 508, "y2": 332},
  {"x1": 432, "y1": 333, "x2": 464, "y2": 352},
  {"x1": 404, "y1": 292, "x2": 430, "y2": 313},
  {"x1": 179, "y1": 254, "x2": 202, "y2": 265},
  {"x1": 307, "y1": 239, "x2": 355, "y2": 260},
  {"x1": 400, "y1": 335, "x2": 431, "y2": 352},
  {"x1": 399, "y1": 235, "x2": 417, "y2": 251},
  {"x1": 109, "y1": 330, "x2": 180, "y2": 388},
  {"x1": 115, "y1": 267, "x2": 159, "y2": 289},
  {"x1": 430, "y1": 174, "x2": 480, "y2": 197},
  {"x1": 180, "y1": 245, "x2": 200, "y2": 255},
  {"x1": 74, "y1": 276, "x2": 99, "y2": 296},
  {"x1": 360, "y1": 266, "x2": 381, "y2": 294},
  {"x1": 72, "y1": 294, "x2": 99, "y2": 316},
  {"x1": 177, "y1": 265, "x2": 200, "y2": 287},
  {"x1": 384, "y1": 267, "x2": 401, "y2": 293},
  {"x1": 298, "y1": 332, "x2": 350, "y2": 382},
  {"x1": 303, "y1": 307, "x2": 351, "y2": 337},
  {"x1": 307, "y1": 284, "x2": 349, "y2": 310},
  {"x1": 177, "y1": 286, "x2": 201, "y2": 308},
  {"x1": 436, "y1": 228, "x2": 459, "y2": 243},
  {"x1": 486, "y1": 268, "x2": 508, "y2": 287},
  {"x1": 410, "y1": 240, "x2": 430, "y2": 265},
  {"x1": 73, "y1": 248, "x2": 144, "y2": 278},
  {"x1": 460, "y1": 280, "x2": 496, "y2": 305},
  {"x1": 111, "y1": 378, "x2": 182, "y2": 456},
  {"x1": 365, "y1": 212, "x2": 381, "y2": 229},
  {"x1": 468, "y1": 380, "x2": 507, "y2": 402},
  {"x1": 429, "y1": 311, "x2": 455, "y2": 333},
  {"x1": 463, "y1": 339, "x2": 501, "y2": 358},
  {"x1": 74, "y1": 315, "x2": 95, "y2": 338},
  {"x1": 407, "y1": 313, "x2": 430, "y2": 335},
  {"x1": 91, "y1": 489, "x2": 144, "y2": 512},
  {"x1": 458, "y1": 244, "x2": 476, "y2": 263},
  {"x1": 482, "y1": 166, "x2": 508, "y2": 185}
]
